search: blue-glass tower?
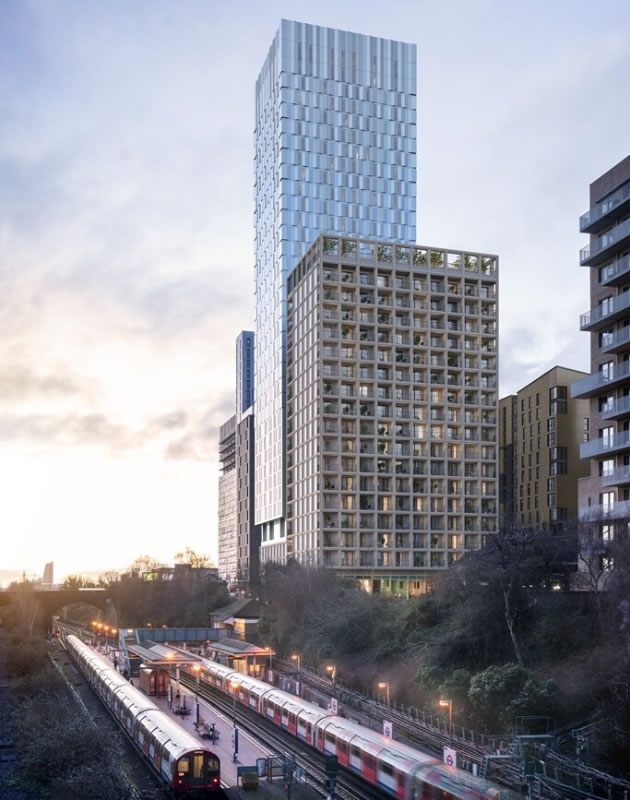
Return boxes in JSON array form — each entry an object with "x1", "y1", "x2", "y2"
[{"x1": 254, "y1": 20, "x2": 417, "y2": 560}]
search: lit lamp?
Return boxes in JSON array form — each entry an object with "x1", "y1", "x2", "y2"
[
  {"x1": 377, "y1": 681, "x2": 390, "y2": 706},
  {"x1": 439, "y1": 698, "x2": 453, "y2": 746},
  {"x1": 326, "y1": 664, "x2": 336, "y2": 686},
  {"x1": 291, "y1": 654, "x2": 301, "y2": 696}
]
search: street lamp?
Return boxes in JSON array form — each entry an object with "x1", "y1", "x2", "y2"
[
  {"x1": 439, "y1": 698, "x2": 453, "y2": 746},
  {"x1": 291, "y1": 654, "x2": 301, "y2": 696},
  {"x1": 377, "y1": 681, "x2": 390, "y2": 706},
  {"x1": 326, "y1": 664, "x2": 336, "y2": 686}
]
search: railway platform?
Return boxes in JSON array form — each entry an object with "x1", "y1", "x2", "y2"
[{"x1": 96, "y1": 644, "x2": 291, "y2": 795}]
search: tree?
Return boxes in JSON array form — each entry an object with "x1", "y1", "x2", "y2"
[
  {"x1": 128, "y1": 554, "x2": 166, "y2": 576},
  {"x1": 98, "y1": 570, "x2": 121, "y2": 587},
  {"x1": 174, "y1": 546, "x2": 215, "y2": 568},
  {"x1": 449, "y1": 522, "x2": 573, "y2": 665},
  {"x1": 63, "y1": 575, "x2": 95, "y2": 590},
  {"x1": 7, "y1": 580, "x2": 41, "y2": 640},
  {"x1": 468, "y1": 663, "x2": 559, "y2": 731},
  {"x1": 574, "y1": 515, "x2": 630, "y2": 633}
]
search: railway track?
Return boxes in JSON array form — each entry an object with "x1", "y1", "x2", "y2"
[{"x1": 178, "y1": 671, "x2": 389, "y2": 800}]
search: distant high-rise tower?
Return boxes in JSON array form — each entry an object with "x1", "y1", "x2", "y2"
[
  {"x1": 254, "y1": 19, "x2": 417, "y2": 564},
  {"x1": 42, "y1": 561, "x2": 54, "y2": 587}
]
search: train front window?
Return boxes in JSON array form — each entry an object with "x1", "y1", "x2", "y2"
[
  {"x1": 193, "y1": 754, "x2": 204, "y2": 780},
  {"x1": 178, "y1": 757, "x2": 189, "y2": 776},
  {"x1": 206, "y1": 755, "x2": 219, "y2": 773}
]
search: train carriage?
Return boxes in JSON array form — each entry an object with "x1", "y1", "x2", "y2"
[
  {"x1": 234, "y1": 675, "x2": 266, "y2": 712},
  {"x1": 203, "y1": 660, "x2": 236, "y2": 691},
  {"x1": 65, "y1": 636, "x2": 220, "y2": 796},
  {"x1": 408, "y1": 763, "x2": 524, "y2": 800},
  {"x1": 295, "y1": 706, "x2": 327, "y2": 745}
]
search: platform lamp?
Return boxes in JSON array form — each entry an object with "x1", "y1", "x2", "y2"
[
  {"x1": 377, "y1": 681, "x2": 390, "y2": 706},
  {"x1": 291, "y1": 654, "x2": 301, "y2": 696},
  {"x1": 191, "y1": 663, "x2": 201, "y2": 727},
  {"x1": 439, "y1": 698, "x2": 453, "y2": 746},
  {"x1": 230, "y1": 680, "x2": 240, "y2": 763}
]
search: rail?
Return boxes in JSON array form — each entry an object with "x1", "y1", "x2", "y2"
[{"x1": 178, "y1": 671, "x2": 379, "y2": 800}]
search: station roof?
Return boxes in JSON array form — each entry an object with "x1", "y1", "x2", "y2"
[
  {"x1": 209, "y1": 598, "x2": 262, "y2": 622},
  {"x1": 207, "y1": 638, "x2": 274, "y2": 659},
  {"x1": 127, "y1": 641, "x2": 205, "y2": 667}
]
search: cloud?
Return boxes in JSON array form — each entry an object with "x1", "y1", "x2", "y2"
[
  {"x1": 0, "y1": 400, "x2": 229, "y2": 460},
  {"x1": 0, "y1": 366, "x2": 94, "y2": 403}
]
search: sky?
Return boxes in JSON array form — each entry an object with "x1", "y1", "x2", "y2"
[{"x1": 1, "y1": 0, "x2": 630, "y2": 582}]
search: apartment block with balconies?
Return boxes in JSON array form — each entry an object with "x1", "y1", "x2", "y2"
[
  {"x1": 572, "y1": 155, "x2": 630, "y2": 526},
  {"x1": 286, "y1": 234, "x2": 498, "y2": 596},
  {"x1": 500, "y1": 366, "x2": 589, "y2": 529}
]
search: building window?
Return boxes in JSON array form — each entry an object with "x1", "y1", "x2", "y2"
[
  {"x1": 600, "y1": 491, "x2": 615, "y2": 513},
  {"x1": 549, "y1": 386, "x2": 567, "y2": 415}
]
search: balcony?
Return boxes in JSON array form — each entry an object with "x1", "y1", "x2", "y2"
[
  {"x1": 571, "y1": 362, "x2": 630, "y2": 399},
  {"x1": 580, "y1": 217, "x2": 630, "y2": 267},
  {"x1": 580, "y1": 180, "x2": 630, "y2": 234},
  {"x1": 601, "y1": 326, "x2": 630, "y2": 354},
  {"x1": 601, "y1": 395, "x2": 630, "y2": 421},
  {"x1": 580, "y1": 499, "x2": 630, "y2": 521},
  {"x1": 602, "y1": 466, "x2": 630, "y2": 487},
  {"x1": 580, "y1": 430, "x2": 630, "y2": 459},
  {"x1": 579, "y1": 291, "x2": 630, "y2": 332},
  {"x1": 600, "y1": 254, "x2": 630, "y2": 287}
]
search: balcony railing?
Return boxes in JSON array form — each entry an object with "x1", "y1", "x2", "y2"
[
  {"x1": 602, "y1": 466, "x2": 630, "y2": 487},
  {"x1": 580, "y1": 499, "x2": 630, "y2": 520},
  {"x1": 601, "y1": 395, "x2": 630, "y2": 420},
  {"x1": 579, "y1": 291, "x2": 630, "y2": 331},
  {"x1": 580, "y1": 180, "x2": 630, "y2": 233},
  {"x1": 580, "y1": 430, "x2": 630, "y2": 459},
  {"x1": 599, "y1": 253, "x2": 630, "y2": 287},
  {"x1": 571, "y1": 361, "x2": 630, "y2": 398},
  {"x1": 601, "y1": 325, "x2": 630, "y2": 354},
  {"x1": 580, "y1": 217, "x2": 630, "y2": 266}
]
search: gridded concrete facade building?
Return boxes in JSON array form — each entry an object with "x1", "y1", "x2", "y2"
[
  {"x1": 236, "y1": 408, "x2": 260, "y2": 587},
  {"x1": 218, "y1": 415, "x2": 237, "y2": 584},
  {"x1": 572, "y1": 155, "x2": 630, "y2": 524},
  {"x1": 499, "y1": 366, "x2": 589, "y2": 528},
  {"x1": 286, "y1": 234, "x2": 498, "y2": 595},
  {"x1": 254, "y1": 20, "x2": 417, "y2": 564}
]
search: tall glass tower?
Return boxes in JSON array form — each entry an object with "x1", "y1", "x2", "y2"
[{"x1": 254, "y1": 19, "x2": 417, "y2": 561}]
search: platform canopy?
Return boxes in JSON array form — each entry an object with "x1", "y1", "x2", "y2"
[{"x1": 127, "y1": 641, "x2": 204, "y2": 667}]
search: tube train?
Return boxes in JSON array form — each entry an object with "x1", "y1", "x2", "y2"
[
  {"x1": 193, "y1": 657, "x2": 522, "y2": 800},
  {"x1": 65, "y1": 635, "x2": 221, "y2": 797}
]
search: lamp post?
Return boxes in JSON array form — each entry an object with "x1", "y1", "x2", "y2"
[
  {"x1": 326, "y1": 664, "x2": 336, "y2": 687},
  {"x1": 439, "y1": 698, "x2": 453, "y2": 746},
  {"x1": 377, "y1": 681, "x2": 390, "y2": 706},
  {"x1": 230, "y1": 680, "x2": 239, "y2": 762},
  {"x1": 291, "y1": 654, "x2": 301, "y2": 696},
  {"x1": 191, "y1": 664, "x2": 201, "y2": 728}
]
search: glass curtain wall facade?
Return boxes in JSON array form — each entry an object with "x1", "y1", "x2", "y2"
[{"x1": 254, "y1": 20, "x2": 417, "y2": 560}]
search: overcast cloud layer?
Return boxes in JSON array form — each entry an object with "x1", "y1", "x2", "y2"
[{"x1": 1, "y1": 0, "x2": 629, "y2": 579}]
